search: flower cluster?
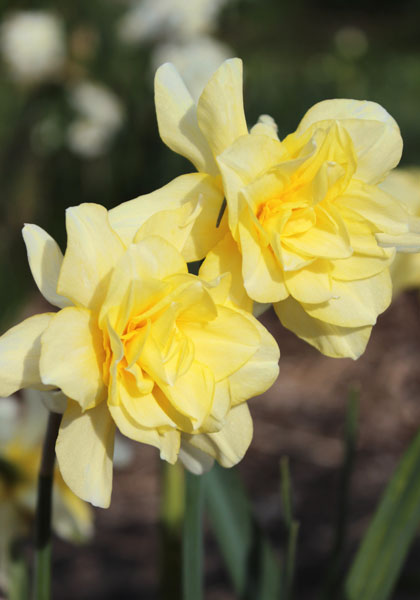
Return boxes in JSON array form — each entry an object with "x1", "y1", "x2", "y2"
[{"x1": 0, "y1": 56, "x2": 418, "y2": 509}]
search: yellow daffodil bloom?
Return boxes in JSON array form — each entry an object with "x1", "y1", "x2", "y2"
[
  {"x1": 380, "y1": 168, "x2": 420, "y2": 296},
  {"x1": 0, "y1": 204, "x2": 279, "y2": 507},
  {"x1": 0, "y1": 391, "x2": 92, "y2": 589},
  {"x1": 112, "y1": 57, "x2": 420, "y2": 359}
]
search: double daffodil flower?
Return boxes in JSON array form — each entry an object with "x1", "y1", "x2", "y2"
[
  {"x1": 0, "y1": 203, "x2": 279, "y2": 507},
  {"x1": 112, "y1": 58, "x2": 420, "y2": 359}
]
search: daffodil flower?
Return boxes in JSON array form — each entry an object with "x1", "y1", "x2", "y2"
[
  {"x1": 380, "y1": 168, "x2": 420, "y2": 296},
  {"x1": 114, "y1": 57, "x2": 420, "y2": 359},
  {"x1": 0, "y1": 204, "x2": 279, "y2": 507}
]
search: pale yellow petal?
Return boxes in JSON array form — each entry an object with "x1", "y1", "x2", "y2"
[
  {"x1": 179, "y1": 305, "x2": 260, "y2": 381},
  {"x1": 199, "y1": 232, "x2": 252, "y2": 311},
  {"x1": 303, "y1": 270, "x2": 392, "y2": 327},
  {"x1": 250, "y1": 114, "x2": 279, "y2": 140},
  {"x1": 337, "y1": 182, "x2": 410, "y2": 235},
  {"x1": 331, "y1": 251, "x2": 394, "y2": 281},
  {"x1": 285, "y1": 260, "x2": 333, "y2": 304},
  {"x1": 133, "y1": 183, "x2": 227, "y2": 263},
  {"x1": 154, "y1": 62, "x2": 217, "y2": 174},
  {"x1": 40, "y1": 307, "x2": 107, "y2": 411},
  {"x1": 108, "y1": 402, "x2": 180, "y2": 463},
  {"x1": 217, "y1": 134, "x2": 287, "y2": 229},
  {"x1": 283, "y1": 208, "x2": 352, "y2": 260},
  {"x1": 118, "y1": 373, "x2": 176, "y2": 429},
  {"x1": 228, "y1": 311, "x2": 279, "y2": 405},
  {"x1": 0, "y1": 313, "x2": 53, "y2": 397},
  {"x1": 202, "y1": 379, "x2": 231, "y2": 432},
  {"x1": 183, "y1": 403, "x2": 253, "y2": 468},
  {"x1": 275, "y1": 296, "x2": 372, "y2": 359},
  {"x1": 296, "y1": 99, "x2": 402, "y2": 183},
  {"x1": 376, "y1": 232, "x2": 420, "y2": 253},
  {"x1": 238, "y1": 217, "x2": 289, "y2": 303},
  {"x1": 100, "y1": 238, "x2": 187, "y2": 330},
  {"x1": 57, "y1": 204, "x2": 125, "y2": 310},
  {"x1": 22, "y1": 224, "x2": 72, "y2": 309},
  {"x1": 56, "y1": 400, "x2": 115, "y2": 508},
  {"x1": 109, "y1": 173, "x2": 225, "y2": 261},
  {"x1": 379, "y1": 169, "x2": 420, "y2": 215},
  {"x1": 158, "y1": 362, "x2": 215, "y2": 431},
  {"x1": 197, "y1": 58, "x2": 248, "y2": 158}
]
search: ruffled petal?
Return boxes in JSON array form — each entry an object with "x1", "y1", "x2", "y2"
[
  {"x1": 40, "y1": 307, "x2": 106, "y2": 411},
  {"x1": 217, "y1": 134, "x2": 287, "y2": 230},
  {"x1": 238, "y1": 215, "x2": 289, "y2": 303},
  {"x1": 284, "y1": 260, "x2": 333, "y2": 304},
  {"x1": 180, "y1": 305, "x2": 260, "y2": 382},
  {"x1": 295, "y1": 99, "x2": 402, "y2": 184},
  {"x1": 22, "y1": 224, "x2": 72, "y2": 309},
  {"x1": 56, "y1": 400, "x2": 116, "y2": 508},
  {"x1": 183, "y1": 402, "x2": 253, "y2": 468},
  {"x1": 337, "y1": 182, "x2": 411, "y2": 235},
  {"x1": 199, "y1": 232, "x2": 252, "y2": 311},
  {"x1": 331, "y1": 251, "x2": 394, "y2": 281},
  {"x1": 303, "y1": 270, "x2": 392, "y2": 327},
  {"x1": 250, "y1": 114, "x2": 279, "y2": 140},
  {"x1": 117, "y1": 372, "x2": 176, "y2": 429},
  {"x1": 158, "y1": 362, "x2": 215, "y2": 431},
  {"x1": 108, "y1": 402, "x2": 180, "y2": 463},
  {"x1": 58, "y1": 204, "x2": 125, "y2": 310},
  {"x1": 275, "y1": 296, "x2": 372, "y2": 359},
  {"x1": 109, "y1": 173, "x2": 226, "y2": 261},
  {"x1": 0, "y1": 313, "x2": 53, "y2": 397},
  {"x1": 154, "y1": 62, "x2": 218, "y2": 174},
  {"x1": 228, "y1": 311, "x2": 279, "y2": 405},
  {"x1": 197, "y1": 58, "x2": 248, "y2": 159}
]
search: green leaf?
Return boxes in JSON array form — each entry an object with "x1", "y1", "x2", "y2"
[
  {"x1": 344, "y1": 426, "x2": 420, "y2": 600},
  {"x1": 204, "y1": 464, "x2": 281, "y2": 600},
  {"x1": 280, "y1": 457, "x2": 300, "y2": 600},
  {"x1": 321, "y1": 387, "x2": 359, "y2": 600},
  {"x1": 182, "y1": 471, "x2": 204, "y2": 600}
]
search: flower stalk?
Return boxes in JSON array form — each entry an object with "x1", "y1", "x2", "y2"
[
  {"x1": 34, "y1": 410, "x2": 62, "y2": 600},
  {"x1": 160, "y1": 461, "x2": 185, "y2": 600}
]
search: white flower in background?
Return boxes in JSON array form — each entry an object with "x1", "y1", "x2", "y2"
[
  {"x1": 117, "y1": 0, "x2": 230, "y2": 44},
  {"x1": 0, "y1": 391, "x2": 93, "y2": 591},
  {"x1": 67, "y1": 81, "x2": 125, "y2": 158},
  {"x1": 0, "y1": 11, "x2": 66, "y2": 85},
  {"x1": 334, "y1": 26, "x2": 368, "y2": 60},
  {"x1": 152, "y1": 36, "x2": 233, "y2": 100}
]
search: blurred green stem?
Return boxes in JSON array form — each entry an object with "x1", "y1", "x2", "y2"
[
  {"x1": 9, "y1": 538, "x2": 29, "y2": 600},
  {"x1": 160, "y1": 461, "x2": 185, "y2": 600},
  {"x1": 321, "y1": 387, "x2": 359, "y2": 599},
  {"x1": 34, "y1": 411, "x2": 62, "y2": 600},
  {"x1": 183, "y1": 472, "x2": 204, "y2": 600},
  {"x1": 280, "y1": 457, "x2": 300, "y2": 600}
]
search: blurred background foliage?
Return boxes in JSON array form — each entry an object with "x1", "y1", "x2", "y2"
[{"x1": 1, "y1": 0, "x2": 420, "y2": 328}]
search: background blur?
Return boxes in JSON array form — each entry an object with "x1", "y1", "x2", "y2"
[{"x1": 1, "y1": 0, "x2": 420, "y2": 598}]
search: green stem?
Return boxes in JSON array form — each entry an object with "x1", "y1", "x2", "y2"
[
  {"x1": 34, "y1": 411, "x2": 62, "y2": 600},
  {"x1": 9, "y1": 538, "x2": 29, "y2": 600},
  {"x1": 182, "y1": 472, "x2": 204, "y2": 600},
  {"x1": 160, "y1": 461, "x2": 185, "y2": 600}
]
